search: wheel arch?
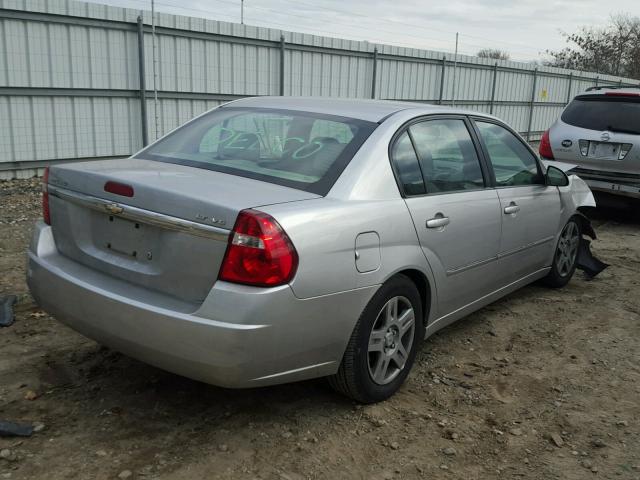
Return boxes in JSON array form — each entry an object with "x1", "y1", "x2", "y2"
[{"x1": 391, "y1": 268, "x2": 432, "y2": 326}]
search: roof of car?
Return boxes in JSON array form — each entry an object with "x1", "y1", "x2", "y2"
[{"x1": 223, "y1": 96, "x2": 490, "y2": 123}]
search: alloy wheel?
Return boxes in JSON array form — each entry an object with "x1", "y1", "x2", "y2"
[
  {"x1": 556, "y1": 221, "x2": 580, "y2": 277},
  {"x1": 367, "y1": 296, "x2": 416, "y2": 385}
]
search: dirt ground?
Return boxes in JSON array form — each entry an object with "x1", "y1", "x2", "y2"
[{"x1": 1, "y1": 178, "x2": 639, "y2": 480}]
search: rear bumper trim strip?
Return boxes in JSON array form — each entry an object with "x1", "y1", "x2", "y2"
[
  {"x1": 582, "y1": 179, "x2": 640, "y2": 198},
  {"x1": 572, "y1": 167, "x2": 640, "y2": 181},
  {"x1": 49, "y1": 185, "x2": 230, "y2": 242}
]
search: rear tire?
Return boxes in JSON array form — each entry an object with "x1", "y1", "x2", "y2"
[
  {"x1": 543, "y1": 216, "x2": 581, "y2": 288},
  {"x1": 328, "y1": 274, "x2": 425, "y2": 403}
]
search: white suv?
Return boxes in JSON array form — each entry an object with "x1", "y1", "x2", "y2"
[{"x1": 540, "y1": 86, "x2": 640, "y2": 199}]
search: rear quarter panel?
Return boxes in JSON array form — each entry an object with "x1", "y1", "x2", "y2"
[{"x1": 261, "y1": 197, "x2": 432, "y2": 301}]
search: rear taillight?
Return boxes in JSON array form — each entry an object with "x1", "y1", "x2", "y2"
[
  {"x1": 219, "y1": 209, "x2": 298, "y2": 287},
  {"x1": 539, "y1": 129, "x2": 554, "y2": 160},
  {"x1": 42, "y1": 167, "x2": 51, "y2": 225}
]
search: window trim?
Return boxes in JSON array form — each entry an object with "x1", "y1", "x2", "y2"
[
  {"x1": 469, "y1": 116, "x2": 546, "y2": 189},
  {"x1": 388, "y1": 114, "x2": 492, "y2": 198}
]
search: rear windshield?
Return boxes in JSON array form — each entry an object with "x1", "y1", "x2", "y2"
[
  {"x1": 561, "y1": 95, "x2": 640, "y2": 135},
  {"x1": 136, "y1": 107, "x2": 377, "y2": 195}
]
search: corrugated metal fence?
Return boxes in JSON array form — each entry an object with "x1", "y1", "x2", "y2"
[{"x1": 1, "y1": 0, "x2": 639, "y2": 179}]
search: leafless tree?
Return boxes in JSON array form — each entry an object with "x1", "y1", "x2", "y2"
[
  {"x1": 545, "y1": 14, "x2": 640, "y2": 79},
  {"x1": 477, "y1": 48, "x2": 510, "y2": 61}
]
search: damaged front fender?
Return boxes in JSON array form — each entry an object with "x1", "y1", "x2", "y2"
[
  {"x1": 542, "y1": 159, "x2": 596, "y2": 210},
  {"x1": 560, "y1": 174, "x2": 596, "y2": 210},
  {"x1": 576, "y1": 236, "x2": 609, "y2": 278},
  {"x1": 572, "y1": 208, "x2": 608, "y2": 279},
  {"x1": 544, "y1": 162, "x2": 607, "y2": 278}
]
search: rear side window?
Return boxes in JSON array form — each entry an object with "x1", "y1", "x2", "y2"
[
  {"x1": 390, "y1": 132, "x2": 426, "y2": 195},
  {"x1": 409, "y1": 119, "x2": 485, "y2": 192},
  {"x1": 562, "y1": 96, "x2": 640, "y2": 134},
  {"x1": 137, "y1": 107, "x2": 376, "y2": 195}
]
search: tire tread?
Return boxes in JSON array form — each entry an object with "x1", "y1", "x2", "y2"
[{"x1": 327, "y1": 308, "x2": 367, "y2": 402}]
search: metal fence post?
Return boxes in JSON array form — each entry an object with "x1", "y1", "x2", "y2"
[
  {"x1": 566, "y1": 72, "x2": 573, "y2": 104},
  {"x1": 371, "y1": 47, "x2": 378, "y2": 99},
  {"x1": 137, "y1": 15, "x2": 149, "y2": 147},
  {"x1": 438, "y1": 56, "x2": 446, "y2": 105},
  {"x1": 489, "y1": 62, "x2": 498, "y2": 114},
  {"x1": 279, "y1": 35, "x2": 285, "y2": 96},
  {"x1": 526, "y1": 68, "x2": 538, "y2": 142}
]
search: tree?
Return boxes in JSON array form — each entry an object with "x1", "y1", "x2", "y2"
[
  {"x1": 545, "y1": 14, "x2": 640, "y2": 79},
  {"x1": 477, "y1": 48, "x2": 510, "y2": 60}
]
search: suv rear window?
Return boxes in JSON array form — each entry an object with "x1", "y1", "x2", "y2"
[
  {"x1": 561, "y1": 95, "x2": 640, "y2": 135},
  {"x1": 136, "y1": 107, "x2": 377, "y2": 195}
]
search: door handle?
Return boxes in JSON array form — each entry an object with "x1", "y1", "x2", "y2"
[
  {"x1": 503, "y1": 203, "x2": 520, "y2": 214},
  {"x1": 426, "y1": 214, "x2": 450, "y2": 229}
]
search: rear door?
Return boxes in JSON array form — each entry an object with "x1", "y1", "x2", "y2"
[
  {"x1": 391, "y1": 116, "x2": 503, "y2": 317},
  {"x1": 472, "y1": 119, "x2": 560, "y2": 282}
]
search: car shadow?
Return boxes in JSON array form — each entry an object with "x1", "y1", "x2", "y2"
[
  {"x1": 583, "y1": 193, "x2": 640, "y2": 225},
  {"x1": 40, "y1": 341, "x2": 353, "y2": 425}
]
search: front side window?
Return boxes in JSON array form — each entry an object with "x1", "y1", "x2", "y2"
[
  {"x1": 409, "y1": 119, "x2": 485, "y2": 192},
  {"x1": 137, "y1": 107, "x2": 376, "y2": 195},
  {"x1": 475, "y1": 121, "x2": 543, "y2": 187}
]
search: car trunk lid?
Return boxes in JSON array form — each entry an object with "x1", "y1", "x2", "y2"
[{"x1": 47, "y1": 158, "x2": 319, "y2": 304}]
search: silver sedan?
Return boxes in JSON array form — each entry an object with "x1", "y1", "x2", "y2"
[{"x1": 27, "y1": 97, "x2": 595, "y2": 403}]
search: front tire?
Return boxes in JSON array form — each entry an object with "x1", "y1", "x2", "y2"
[
  {"x1": 543, "y1": 216, "x2": 581, "y2": 288},
  {"x1": 328, "y1": 275, "x2": 425, "y2": 403}
]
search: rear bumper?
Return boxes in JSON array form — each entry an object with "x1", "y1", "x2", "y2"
[
  {"x1": 583, "y1": 179, "x2": 640, "y2": 199},
  {"x1": 27, "y1": 222, "x2": 376, "y2": 388},
  {"x1": 572, "y1": 168, "x2": 640, "y2": 199}
]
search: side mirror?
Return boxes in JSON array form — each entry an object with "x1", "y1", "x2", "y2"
[{"x1": 546, "y1": 165, "x2": 569, "y2": 187}]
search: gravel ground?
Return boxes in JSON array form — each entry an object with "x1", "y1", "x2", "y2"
[{"x1": 0, "y1": 177, "x2": 639, "y2": 480}]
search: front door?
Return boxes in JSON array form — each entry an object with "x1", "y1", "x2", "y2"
[{"x1": 473, "y1": 120, "x2": 561, "y2": 283}]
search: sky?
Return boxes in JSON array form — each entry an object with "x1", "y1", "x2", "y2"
[{"x1": 88, "y1": 0, "x2": 639, "y2": 62}]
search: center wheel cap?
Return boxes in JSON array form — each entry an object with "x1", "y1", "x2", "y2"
[{"x1": 384, "y1": 329, "x2": 397, "y2": 348}]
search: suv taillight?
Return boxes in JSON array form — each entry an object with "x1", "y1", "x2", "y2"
[
  {"x1": 218, "y1": 209, "x2": 298, "y2": 287},
  {"x1": 42, "y1": 167, "x2": 51, "y2": 225},
  {"x1": 539, "y1": 129, "x2": 554, "y2": 160}
]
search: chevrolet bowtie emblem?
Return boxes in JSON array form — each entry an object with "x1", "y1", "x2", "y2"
[{"x1": 104, "y1": 203, "x2": 124, "y2": 215}]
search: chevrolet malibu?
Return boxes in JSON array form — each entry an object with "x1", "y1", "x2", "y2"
[{"x1": 28, "y1": 97, "x2": 594, "y2": 403}]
